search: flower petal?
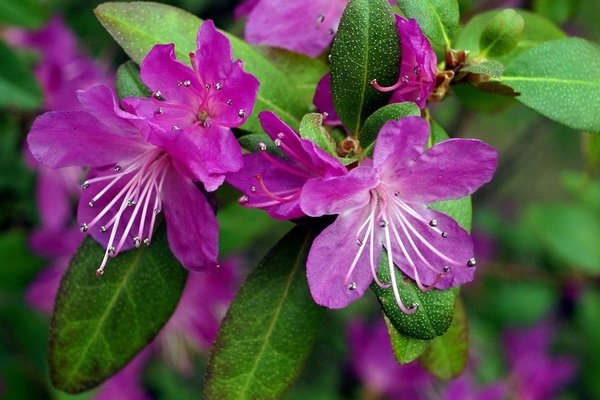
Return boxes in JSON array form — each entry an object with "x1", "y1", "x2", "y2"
[
  {"x1": 307, "y1": 208, "x2": 376, "y2": 308},
  {"x1": 162, "y1": 161, "x2": 219, "y2": 272},
  {"x1": 373, "y1": 117, "x2": 429, "y2": 172},
  {"x1": 395, "y1": 138, "x2": 498, "y2": 204},
  {"x1": 301, "y1": 167, "x2": 377, "y2": 216}
]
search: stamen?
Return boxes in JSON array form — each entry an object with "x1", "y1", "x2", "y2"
[{"x1": 255, "y1": 174, "x2": 300, "y2": 203}]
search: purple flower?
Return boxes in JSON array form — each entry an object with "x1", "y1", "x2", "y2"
[
  {"x1": 235, "y1": 0, "x2": 349, "y2": 57},
  {"x1": 157, "y1": 257, "x2": 243, "y2": 375},
  {"x1": 441, "y1": 373, "x2": 508, "y2": 400},
  {"x1": 3, "y1": 15, "x2": 113, "y2": 111},
  {"x1": 27, "y1": 85, "x2": 219, "y2": 275},
  {"x1": 124, "y1": 20, "x2": 259, "y2": 192},
  {"x1": 226, "y1": 111, "x2": 347, "y2": 220},
  {"x1": 313, "y1": 74, "x2": 342, "y2": 127},
  {"x1": 92, "y1": 347, "x2": 153, "y2": 400},
  {"x1": 372, "y1": 16, "x2": 437, "y2": 109},
  {"x1": 504, "y1": 322, "x2": 577, "y2": 400},
  {"x1": 347, "y1": 318, "x2": 435, "y2": 398},
  {"x1": 301, "y1": 116, "x2": 498, "y2": 311}
]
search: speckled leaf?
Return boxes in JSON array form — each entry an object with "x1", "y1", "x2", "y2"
[
  {"x1": 359, "y1": 102, "x2": 420, "y2": 156},
  {"x1": 419, "y1": 297, "x2": 468, "y2": 380},
  {"x1": 502, "y1": 38, "x2": 600, "y2": 133},
  {"x1": 49, "y1": 225, "x2": 187, "y2": 393},
  {"x1": 462, "y1": 60, "x2": 504, "y2": 79},
  {"x1": 204, "y1": 226, "x2": 325, "y2": 400},
  {"x1": 94, "y1": 2, "x2": 316, "y2": 133},
  {"x1": 115, "y1": 61, "x2": 151, "y2": 100},
  {"x1": 384, "y1": 316, "x2": 429, "y2": 364},
  {"x1": 330, "y1": 0, "x2": 400, "y2": 135},
  {"x1": 370, "y1": 250, "x2": 459, "y2": 340},
  {"x1": 395, "y1": 0, "x2": 459, "y2": 47},
  {"x1": 479, "y1": 9, "x2": 524, "y2": 58},
  {"x1": 299, "y1": 113, "x2": 337, "y2": 156}
]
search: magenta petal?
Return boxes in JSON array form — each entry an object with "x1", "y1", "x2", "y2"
[
  {"x1": 301, "y1": 167, "x2": 377, "y2": 216},
  {"x1": 195, "y1": 21, "x2": 234, "y2": 82},
  {"x1": 395, "y1": 138, "x2": 498, "y2": 204},
  {"x1": 373, "y1": 117, "x2": 429, "y2": 172},
  {"x1": 28, "y1": 110, "x2": 148, "y2": 169},
  {"x1": 388, "y1": 207, "x2": 475, "y2": 289},
  {"x1": 307, "y1": 208, "x2": 376, "y2": 308},
  {"x1": 161, "y1": 162, "x2": 219, "y2": 272},
  {"x1": 313, "y1": 73, "x2": 341, "y2": 125},
  {"x1": 244, "y1": 0, "x2": 348, "y2": 57}
]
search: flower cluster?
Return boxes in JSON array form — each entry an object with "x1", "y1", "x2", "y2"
[{"x1": 27, "y1": 21, "x2": 259, "y2": 275}]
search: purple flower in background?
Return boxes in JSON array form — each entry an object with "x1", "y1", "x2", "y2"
[
  {"x1": 441, "y1": 373, "x2": 508, "y2": 400},
  {"x1": 92, "y1": 348, "x2": 153, "y2": 400},
  {"x1": 226, "y1": 111, "x2": 347, "y2": 220},
  {"x1": 372, "y1": 16, "x2": 437, "y2": 109},
  {"x1": 27, "y1": 85, "x2": 219, "y2": 275},
  {"x1": 158, "y1": 258, "x2": 243, "y2": 375},
  {"x1": 504, "y1": 322, "x2": 577, "y2": 400},
  {"x1": 235, "y1": 0, "x2": 349, "y2": 57},
  {"x1": 347, "y1": 318, "x2": 435, "y2": 398},
  {"x1": 3, "y1": 16, "x2": 113, "y2": 111},
  {"x1": 313, "y1": 74, "x2": 342, "y2": 127},
  {"x1": 301, "y1": 117, "x2": 497, "y2": 311},
  {"x1": 124, "y1": 20, "x2": 259, "y2": 191}
]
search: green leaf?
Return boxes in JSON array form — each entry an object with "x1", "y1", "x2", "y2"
[
  {"x1": 524, "y1": 203, "x2": 600, "y2": 273},
  {"x1": 384, "y1": 316, "x2": 429, "y2": 364},
  {"x1": 0, "y1": 230, "x2": 45, "y2": 292},
  {"x1": 419, "y1": 297, "x2": 468, "y2": 380},
  {"x1": 49, "y1": 225, "x2": 187, "y2": 393},
  {"x1": 0, "y1": 0, "x2": 47, "y2": 29},
  {"x1": 502, "y1": 38, "x2": 600, "y2": 133},
  {"x1": 395, "y1": 0, "x2": 459, "y2": 47},
  {"x1": 479, "y1": 9, "x2": 524, "y2": 58},
  {"x1": 298, "y1": 113, "x2": 337, "y2": 156},
  {"x1": 0, "y1": 41, "x2": 43, "y2": 110},
  {"x1": 455, "y1": 9, "x2": 565, "y2": 63},
  {"x1": 115, "y1": 61, "x2": 151, "y2": 100},
  {"x1": 461, "y1": 60, "x2": 504, "y2": 79},
  {"x1": 204, "y1": 226, "x2": 325, "y2": 400},
  {"x1": 370, "y1": 250, "x2": 459, "y2": 340},
  {"x1": 330, "y1": 0, "x2": 400, "y2": 135},
  {"x1": 359, "y1": 102, "x2": 420, "y2": 155},
  {"x1": 94, "y1": 2, "x2": 315, "y2": 133}
]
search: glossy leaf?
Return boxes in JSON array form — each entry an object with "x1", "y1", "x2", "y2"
[
  {"x1": 455, "y1": 9, "x2": 565, "y2": 63},
  {"x1": 461, "y1": 60, "x2": 504, "y2": 79},
  {"x1": 330, "y1": 0, "x2": 400, "y2": 135},
  {"x1": 204, "y1": 226, "x2": 325, "y2": 400},
  {"x1": 479, "y1": 9, "x2": 524, "y2": 58},
  {"x1": 359, "y1": 102, "x2": 420, "y2": 156},
  {"x1": 0, "y1": 40, "x2": 42, "y2": 110},
  {"x1": 419, "y1": 297, "x2": 468, "y2": 380},
  {"x1": 384, "y1": 316, "x2": 429, "y2": 364},
  {"x1": 371, "y1": 250, "x2": 459, "y2": 340},
  {"x1": 395, "y1": 0, "x2": 459, "y2": 47},
  {"x1": 115, "y1": 61, "x2": 151, "y2": 100},
  {"x1": 502, "y1": 38, "x2": 600, "y2": 133},
  {"x1": 49, "y1": 225, "x2": 187, "y2": 393},
  {"x1": 94, "y1": 2, "x2": 316, "y2": 133}
]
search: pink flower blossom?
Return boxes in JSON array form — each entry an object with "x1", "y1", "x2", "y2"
[
  {"x1": 124, "y1": 20, "x2": 259, "y2": 191},
  {"x1": 27, "y1": 85, "x2": 219, "y2": 275},
  {"x1": 301, "y1": 117, "x2": 498, "y2": 311},
  {"x1": 226, "y1": 111, "x2": 347, "y2": 220}
]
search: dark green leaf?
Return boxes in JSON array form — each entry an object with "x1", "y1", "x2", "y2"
[
  {"x1": 384, "y1": 316, "x2": 429, "y2": 364},
  {"x1": 49, "y1": 225, "x2": 187, "y2": 393},
  {"x1": 419, "y1": 297, "x2": 468, "y2": 380},
  {"x1": 502, "y1": 38, "x2": 600, "y2": 132},
  {"x1": 359, "y1": 102, "x2": 420, "y2": 155},
  {"x1": 395, "y1": 0, "x2": 459, "y2": 47},
  {"x1": 204, "y1": 226, "x2": 325, "y2": 400},
  {"x1": 299, "y1": 113, "x2": 337, "y2": 156},
  {"x1": 330, "y1": 0, "x2": 400, "y2": 135},
  {"x1": 0, "y1": 230, "x2": 45, "y2": 292},
  {"x1": 479, "y1": 9, "x2": 524, "y2": 58},
  {"x1": 370, "y1": 250, "x2": 459, "y2": 340},
  {"x1": 94, "y1": 2, "x2": 316, "y2": 133},
  {"x1": 0, "y1": 41, "x2": 42, "y2": 110},
  {"x1": 115, "y1": 61, "x2": 151, "y2": 100}
]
